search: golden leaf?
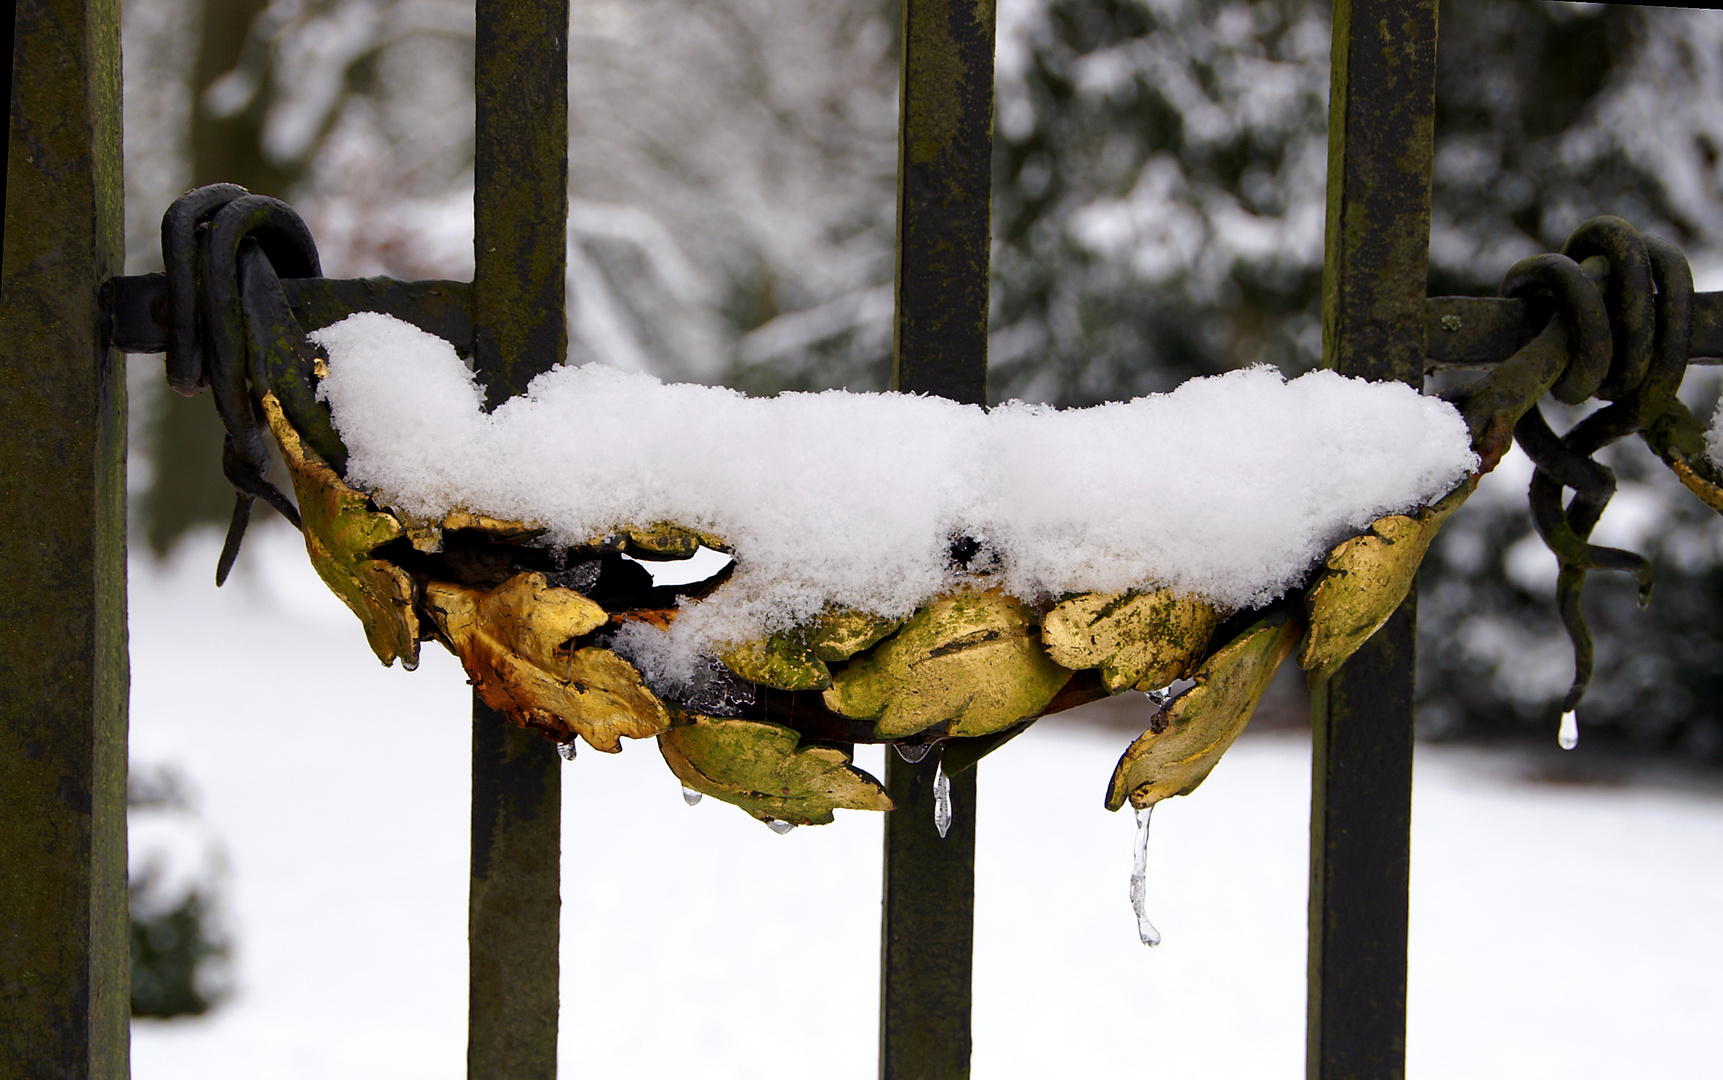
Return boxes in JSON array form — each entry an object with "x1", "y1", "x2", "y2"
[
  {"x1": 397, "y1": 513, "x2": 444, "y2": 554},
  {"x1": 624, "y1": 521, "x2": 729, "y2": 557},
  {"x1": 423, "y1": 573, "x2": 668, "y2": 751},
  {"x1": 658, "y1": 715, "x2": 893, "y2": 825},
  {"x1": 808, "y1": 606, "x2": 903, "y2": 662},
  {"x1": 1042, "y1": 589, "x2": 1223, "y2": 693},
  {"x1": 713, "y1": 609, "x2": 902, "y2": 692},
  {"x1": 719, "y1": 632, "x2": 831, "y2": 691},
  {"x1": 823, "y1": 589, "x2": 1072, "y2": 739},
  {"x1": 391, "y1": 508, "x2": 543, "y2": 554},
  {"x1": 439, "y1": 507, "x2": 543, "y2": 539},
  {"x1": 1105, "y1": 610, "x2": 1304, "y2": 811},
  {"x1": 261, "y1": 393, "x2": 419, "y2": 668},
  {"x1": 1298, "y1": 479, "x2": 1474, "y2": 687},
  {"x1": 717, "y1": 606, "x2": 906, "y2": 691}
]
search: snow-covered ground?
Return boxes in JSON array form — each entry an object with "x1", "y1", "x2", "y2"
[{"x1": 128, "y1": 525, "x2": 1723, "y2": 1079}]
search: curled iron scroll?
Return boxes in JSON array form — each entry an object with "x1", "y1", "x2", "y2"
[
  {"x1": 1443, "y1": 215, "x2": 1721, "y2": 716},
  {"x1": 161, "y1": 186, "x2": 326, "y2": 583}
]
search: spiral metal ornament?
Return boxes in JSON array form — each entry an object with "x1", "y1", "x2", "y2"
[{"x1": 1449, "y1": 216, "x2": 1714, "y2": 717}]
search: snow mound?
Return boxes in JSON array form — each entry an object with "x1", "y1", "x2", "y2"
[{"x1": 312, "y1": 313, "x2": 1475, "y2": 669}]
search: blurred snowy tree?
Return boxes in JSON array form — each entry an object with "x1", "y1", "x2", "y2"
[
  {"x1": 122, "y1": 0, "x2": 1723, "y2": 755},
  {"x1": 128, "y1": 765, "x2": 232, "y2": 1018},
  {"x1": 989, "y1": 0, "x2": 1723, "y2": 405},
  {"x1": 1426, "y1": 0, "x2": 1723, "y2": 758},
  {"x1": 990, "y1": 0, "x2": 1331, "y2": 405},
  {"x1": 985, "y1": 0, "x2": 1723, "y2": 755},
  {"x1": 1418, "y1": 427, "x2": 1723, "y2": 761},
  {"x1": 126, "y1": 0, "x2": 478, "y2": 554}
]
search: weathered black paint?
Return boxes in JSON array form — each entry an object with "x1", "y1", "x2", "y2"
[
  {"x1": 106, "y1": 272, "x2": 474, "y2": 354},
  {"x1": 468, "y1": 0, "x2": 569, "y2": 1077},
  {"x1": 285, "y1": 278, "x2": 473, "y2": 347},
  {"x1": 892, "y1": 0, "x2": 996, "y2": 407},
  {"x1": 1426, "y1": 289, "x2": 1723, "y2": 371},
  {"x1": 1311, "y1": 0, "x2": 1437, "y2": 1077},
  {"x1": 0, "y1": 0, "x2": 130, "y2": 1076},
  {"x1": 1308, "y1": 605, "x2": 1418, "y2": 1080},
  {"x1": 880, "y1": 755, "x2": 977, "y2": 1080},
  {"x1": 880, "y1": 2, "x2": 995, "y2": 1076},
  {"x1": 1423, "y1": 296, "x2": 1537, "y2": 369},
  {"x1": 468, "y1": 703, "x2": 561, "y2": 1080},
  {"x1": 110, "y1": 265, "x2": 1723, "y2": 379},
  {"x1": 472, "y1": 0, "x2": 569, "y2": 409}
]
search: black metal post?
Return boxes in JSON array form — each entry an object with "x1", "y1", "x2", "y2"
[
  {"x1": 468, "y1": 1, "x2": 569, "y2": 1077},
  {"x1": 891, "y1": 0, "x2": 996, "y2": 406},
  {"x1": 1308, "y1": 1, "x2": 1438, "y2": 1078},
  {"x1": 0, "y1": 0, "x2": 130, "y2": 1076},
  {"x1": 880, "y1": 755, "x2": 978, "y2": 1080},
  {"x1": 881, "y1": 2, "x2": 995, "y2": 1078}
]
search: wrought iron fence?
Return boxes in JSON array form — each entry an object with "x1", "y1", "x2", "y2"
[{"x1": 5, "y1": 0, "x2": 1720, "y2": 1078}]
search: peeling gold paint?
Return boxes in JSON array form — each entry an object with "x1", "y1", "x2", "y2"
[
  {"x1": 658, "y1": 714, "x2": 893, "y2": 825},
  {"x1": 624, "y1": 521, "x2": 729, "y2": 556},
  {"x1": 808, "y1": 606, "x2": 903, "y2": 662},
  {"x1": 1673, "y1": 457, "x2": 1723, "y2": 514},
  {"x1": 1042, "y1": 589, "x2": 1222, "y2": 694},
  {"x1": 1106, "y1": 611, "x2": 1304, "y2": 812},
  {"x1": 1299, "y1": 477, "x2": 1474, "y2": 686},
  {"x1": 262, "y1": 393, "x2": 420, "y2": 667},
  {"x1": 718, "y1": 606, "x2": 905, "y2": 691},
  {"x1": 719, "y1": 632, "x2": 831, "y2": 692},
  {"x1": 424, "y1": 573, "x2": 668, "y2": 751},
  {"x1": 824, "y1": 588, "x2": 1071, "y2": 739}
]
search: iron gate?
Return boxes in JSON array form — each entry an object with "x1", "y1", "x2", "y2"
[{"x1": 3, "y1": 0, "x2": 1714, "y2": 1078}]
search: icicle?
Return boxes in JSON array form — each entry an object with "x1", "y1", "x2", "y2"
[
  {"x1": 681, "y1": 786, "x2": 703, "y2": 806},
  {"x1": 556, "y1": 740, "x2": 578, "y2": 762},
  {"x1": 896, "y1": 742, "x2": 933, "y2": 763},
  {"x1": 764, "y1": 818, "x2": 795, "y2": 835},
  {"x1": 933, "y1": 759, "x2": 952, "y2": 838},
  {"x1": 1558, "y1": 710, "x2": 1579, "y2": 751},
  {"x1": 1129, "y1": 804, "x2": 1162, "y2": 947}
]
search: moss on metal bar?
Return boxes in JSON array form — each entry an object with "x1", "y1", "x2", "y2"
[
  {"x1": 1311, "y1": 1, "x2": 1437, "y2": 1076},
  {"x1": 892, "y1": 0, "x2": 997, "y2": 406},
  {"x1": 473, "y1": 0, "x2": 569, "y2": 409},
  {"x1": 0, "y1": 0, "x2": 129, "y2": 1075},
  {"x1": 884, "y1": 5, "x2": 997, "y2": 1074},
  {"x1": 467, "y1": 1, "x2": 569, "y2": 1075}
]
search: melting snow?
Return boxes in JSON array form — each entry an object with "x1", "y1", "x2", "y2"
[{"x1": 311, "y1": 312, "x2": 1475, "y2": 669}]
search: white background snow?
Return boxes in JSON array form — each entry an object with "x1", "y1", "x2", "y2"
[{"x1": 128, "y1": 523, "x2": 1723, "y2": 1079}]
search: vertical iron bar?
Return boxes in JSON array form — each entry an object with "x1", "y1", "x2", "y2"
[
  {"x1": 880, "y1": 757, "x2": 978, "y2": 1080},
  {"x1": 1309, "y1": 1, "x2": 1437, "y2": 1078},
  {"x1": 468, "y1": 1, "x2": 568, "y2": 1078},
  {"x1": 882, "y1": 3, "x2": 995, "y2": 1079},
  {"x1": 473, "y1": 0, "x2": 570, "y2": 410},
  {"x1": 0, "y1": 0, "x2": 130, "y2": 1076},
  {"x1": 891, "y1": 0, "x2": 996, "y2": 405}
]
